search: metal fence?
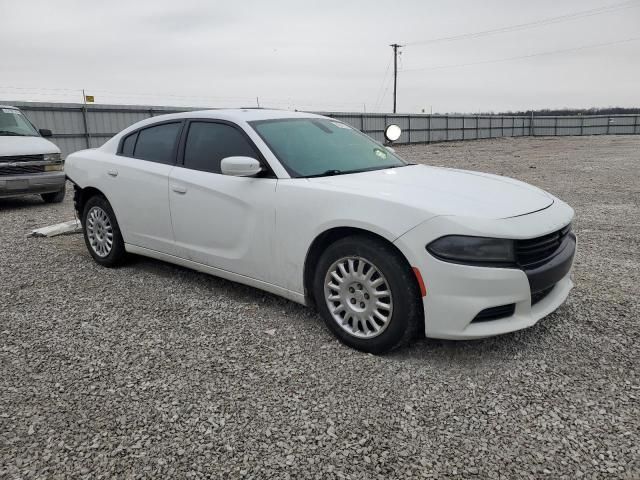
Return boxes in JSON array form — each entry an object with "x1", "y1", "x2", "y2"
[{"x1": 4, "y1": 100, "x2": 639, "y2": 158}]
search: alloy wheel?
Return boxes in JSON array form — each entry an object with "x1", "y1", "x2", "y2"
[
  {"x1": 86, "y1": 206, "x2": 114, "y2": 257},
  {"x1": 324, "y1": 256, "x2": 394, "y2": 339}
]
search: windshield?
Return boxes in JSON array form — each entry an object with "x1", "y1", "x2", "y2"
[
  {"x1": 250, "y1": 118, "x2": 406, "y2": 178},
  {"x1": 0, "y1": 108, "x2": 39, "y2": 136}
]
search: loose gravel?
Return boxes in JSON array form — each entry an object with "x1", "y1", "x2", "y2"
[{"x1": 1, "y1": 135, "x2": 639, "y2": 479}]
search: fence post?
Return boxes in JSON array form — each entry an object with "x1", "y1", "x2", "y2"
[
  {"x1": 529, "y1": 110, "x2": 536, "y2": 137},
  {"x1": 501, "y1": 116, "x2": 504, "y2": 138},
  {"x1": 607, "y1": 117, "x2": 611, "y2": 135},
  {"x1": 580, "y1": 115, "x2": 584, "y2": 136},
  {"x1": 476, "y1": 115, "x2": 479, "y2": 139},
  {"x1": 360, "y1": 113, "x2": 365, "y2": 136},
  {"x1": 427, "y1": 114, "x2": 431, "y2": 143},
  {"x1": 635, "y1": 114, "x2": 639, "y2": 135},
  {"x1": 80, "y1": 104, "x2": 91, "y2": 148},
  {"x1": 384, "y1": 114, "x2": 388, "y2": 142},
  {"x1": 445, "y1": 115, "x2": 449, "y2": 141},
  {"x1": 462, "y1": 116, "x2": 465, "y2": 141},
  {"x1": 407, "y1": 115, "x2": 411, "y2": 144},
  {"x1": 554, "y1": 116, "x2": 558, "y2": 136},
  {"x1": 149, "y1": 108, "x2": 154, "y2": 118}
]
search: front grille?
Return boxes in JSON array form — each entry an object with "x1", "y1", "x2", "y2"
[
  {"x1": 515, "y1": 224, "x2": 572, "y2": 268},
  {"x1": 472, "y1": 304, "x2": 516, "y2": 323},
  {"x1": 0, "y1": 154, "x2": 44, "y2": 163},
  {"x1": 0, "y1": 164, "x2": 45, "y2": 175}
]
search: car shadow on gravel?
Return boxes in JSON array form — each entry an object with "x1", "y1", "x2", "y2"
[
  {"x1": 0, "y1": 195, "x2": 47, "y2": 211},
  {"x1": 66, "y1": 242, "x2": 566, "y2": 364},
  {"x1": 124, "y1": 254, "x2": 310, "y2": 309}
]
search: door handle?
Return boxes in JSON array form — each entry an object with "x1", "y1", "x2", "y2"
[
  {"x1": 171, "y1": 185, "x2": 187, "y2": 194},
  {"x1": 107, "y1": 170, "x2": 118, "y2": 177}
]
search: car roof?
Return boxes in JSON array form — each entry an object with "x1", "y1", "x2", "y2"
[
  {"x1": 146, "y1": 108, "x2": 326, "y2": 123},
  {"x1": 100, "y1": 108, "x2": 333, "y2": 154}
]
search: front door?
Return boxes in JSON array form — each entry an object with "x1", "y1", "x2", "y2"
[{"x1": 168, "y1": 120, "x2": 277, "y2": 284}]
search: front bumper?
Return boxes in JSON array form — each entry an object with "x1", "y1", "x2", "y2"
[
  {"x1": 394, "y1": 199, "x2": 576, "y2": 340},
  {"x1": 0, "y1": 172, "x2": 66, "y2": 198}
]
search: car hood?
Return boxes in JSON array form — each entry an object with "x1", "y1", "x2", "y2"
[
  {"x1": 308, "y1": 164, "x2": 553, "y2": 219},
  {"x1": 0, "y1": 136, "x2": 60, "y2": 156}
]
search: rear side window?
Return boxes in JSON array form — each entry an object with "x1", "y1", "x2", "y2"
[
  {"x1": 121, "y1": 132, "x2": 137, "y2": 157},
  {"x1": 133, "y1": 122, "x2": 181, "y2": 164},
  {"x1": 184, "y1": 122, "x2": 257, "y2": 174}
]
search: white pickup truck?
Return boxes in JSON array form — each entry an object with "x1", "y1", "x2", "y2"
[{"x1": 0, "y1": 105, "x2": 66, "y2": 203}]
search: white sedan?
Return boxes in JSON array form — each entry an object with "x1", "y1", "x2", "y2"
[{"x1": 65, "y1": 109, "x2": 576, "y2": 353}]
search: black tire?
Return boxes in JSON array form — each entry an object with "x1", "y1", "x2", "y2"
[
  {"x1": 81, "y1": 195, "x2": 126, "y2": 267},
  {"x1": 41, "y1": 185, "x2": 66, "y2": 204},
  {"x1": 313, "y1": 235, "x2": 422, "y2": 354}
]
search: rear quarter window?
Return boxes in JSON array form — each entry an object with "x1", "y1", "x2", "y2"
[
  {"x1": 125, "y1": 122, "x2": 182, "y2": 164},
  {"x1": 121, "y1": 132, "x2": 138, "y2": 157}
]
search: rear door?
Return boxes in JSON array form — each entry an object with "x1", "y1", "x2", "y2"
[
  {"x1": 168, "y1": 120, "x2": 278, "y2": 283},
  {"x1": 103, "y1": 121, "x2": 183, "y2": 255}
]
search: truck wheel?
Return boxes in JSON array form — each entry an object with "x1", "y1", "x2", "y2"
[{"x1": 41, "y1": 186, "x2": 66, "y2": 204}]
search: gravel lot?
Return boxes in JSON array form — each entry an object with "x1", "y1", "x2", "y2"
[{"x1": 1, "y1": 135, "x2": 639, "y2": 479}]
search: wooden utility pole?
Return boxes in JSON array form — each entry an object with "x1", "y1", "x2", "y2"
[{"x1": 390, "y1": 44, "x2": 402, "y2": 114}]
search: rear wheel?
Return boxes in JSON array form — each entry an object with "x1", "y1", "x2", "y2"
[
  {"x1": 82, "y1": 195, "x2": 126, "y2": 267},
  {"x1": 41, "y1": 185, "x2": 66, "y2": 204},
  {"x1": 313, "y1": 235, "x2": 421, "y2": 354}
]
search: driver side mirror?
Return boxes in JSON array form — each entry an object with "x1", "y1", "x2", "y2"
[
  {"x1": 220, "y1": 156, "x2": 264, "y2": 177},
  {"x1": 39, "y1": 128, "x2": 53, "y2": 137}
]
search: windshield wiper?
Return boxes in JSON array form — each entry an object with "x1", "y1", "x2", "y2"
[
  {"x1": 305, "y1": 165, "x2": 410, "y2": 178},
  {"x1": 0, "y1": 130, "x2": 27, "y2": 136},
  {"x1": 305, "y1": 169, "x2": 344, "y2": 178}
]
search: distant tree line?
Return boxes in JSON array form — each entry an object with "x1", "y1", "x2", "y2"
[{"x1": 495, "y1": 107, "x2": 640, "y2": 116}]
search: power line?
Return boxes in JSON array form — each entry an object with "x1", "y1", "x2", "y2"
[
  {"x1": 372, "y1": 54, "x2": 392, "y2": 112},
  {"x1": 373, "y1": 66, "x2": 395, "y2": 113},
  {"x1": 405, "y1": 0, "x2": 640, "y2": 46},
  {"x1": 377, "y1": 76, "x2": 393, "y2": 113},
  {"x1": 402, "y1": 36, "x2": 640, "y2": 72}
]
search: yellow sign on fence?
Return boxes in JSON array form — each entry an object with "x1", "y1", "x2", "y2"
[{"x1": 84, "y1": 95, "x2": 95, "y2": 103}]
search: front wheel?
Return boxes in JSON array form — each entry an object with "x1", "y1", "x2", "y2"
[
  {"x1": 82, "y1": 195, "x2": 126, "y2": 267},
  {"x1": 313, "y1": 235, "x2": 422, "y2": 354}
]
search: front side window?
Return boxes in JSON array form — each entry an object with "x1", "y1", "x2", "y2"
[
  {"x1": 183, "y1": 122, "x2": 258, "y2": 174},
  {"x1": 0, "y1": 108, "x2": 39, "y2": 137},
  {"x1": 249, "y1": 118, "x2": 406, "y2": 178},
  {"x1": 133, "y1": 122, "x2": 181, "y2": 164}
]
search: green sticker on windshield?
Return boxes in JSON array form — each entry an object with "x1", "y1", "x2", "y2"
[{"x1": 374, "y1": 148, "x2": 387, "y2": 160}]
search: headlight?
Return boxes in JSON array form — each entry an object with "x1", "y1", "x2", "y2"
[
  {"x1": 44, "y1": 164, "x2": 64, "y2": 171},
  {"x1": 44, "y1": 152, "x2": 63, "y2": 171},
  {"x1": 427, "y1": 235, "x2": 515, "y2": 266},
  {"x1": 43, "y1": 153, "x2": 61, "y2": 162}
]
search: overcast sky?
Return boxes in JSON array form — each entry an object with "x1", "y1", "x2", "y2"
[{"x1": 1, "y1": 0, "x2": 639, "y2": 113}]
